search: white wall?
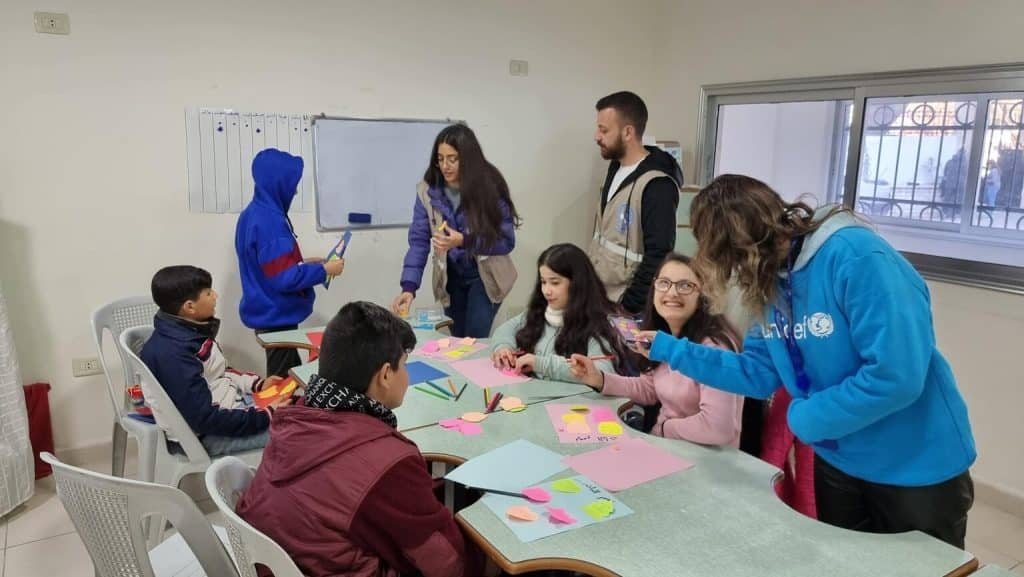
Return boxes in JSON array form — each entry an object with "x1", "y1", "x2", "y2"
[
  {"x1": 0, "y1": 0, "x2": 659, "y2": 451},
  {"x1": 651, "y1": 0, "x2": 1024, "y2": 498}
]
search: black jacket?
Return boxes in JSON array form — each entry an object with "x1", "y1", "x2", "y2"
[{"x1": 599, "y1": 146, "x2": 683, "y2": 313}]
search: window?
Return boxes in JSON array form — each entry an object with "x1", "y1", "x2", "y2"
[{"x1": 698, "y1": 66, "x2": 1024, "y2": 292}]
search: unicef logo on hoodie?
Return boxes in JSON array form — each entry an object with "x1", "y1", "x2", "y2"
[{"x1": 807, "y1": 312, "x2": 834, "y2": 338}]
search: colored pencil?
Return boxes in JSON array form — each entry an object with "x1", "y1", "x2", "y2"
[
  {"x1": 486, "y1": 392, "x2": 503, "y2": 414},
  {"x1": 413, "y1": 386, "x2": 450, "y2": 401},
  {"x1": 446, "y1": 378, "x2": 458, "y2": 396},
  {"x1": 464, "y1": 486, "x2": 526, "y2": 499},
  {"x1": 455, "y1": 383, "x2": 468, "y2": 401},
  {"x1": 484, "y1": 387, "x2": 491, "y2": 406},
  {"x1": 425, "y1": 380, "x2": 455, "y2": 398}
]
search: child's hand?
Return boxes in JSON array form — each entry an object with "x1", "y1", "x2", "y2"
[
  {"x1": 491, "y1": 348, "x2": 517, "y2": 369},
  {"x1": 304, "y1": 256, "x2": 325, "y2": 264},
  {"x1": 324, "y1": 258, "x2": 345, "y2": 277},
  {"x1": 630, "y1": 330, "x2": 657, "y2": 358},
  {"x1": 432, "y1": 229, "x2": 464, "y2": 251},
  {"x1": 391, "y1": 292, "x2": 414, "y2": 316},
  {"x1": 514, "y1": 354, "x2": 536, "y2": 374},
  {"x1": 568, "y1": 354, "x2": 604, "y2": 391},
  {"x1": 265, "y1": 395, "x2": 294, "y2": 414}
]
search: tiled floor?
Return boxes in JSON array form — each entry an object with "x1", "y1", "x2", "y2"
[{"x1": 2, "y1": 454, "x2": 1023, "y2": 576}]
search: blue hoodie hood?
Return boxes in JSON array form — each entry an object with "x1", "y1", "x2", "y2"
[{"x1": 252, "y1": 148, "x2": 303, "y2": 213}]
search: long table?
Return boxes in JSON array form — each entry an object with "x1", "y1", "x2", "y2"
[{"x1": 406, "y1": 393, "x2": 978, "y2": 577}]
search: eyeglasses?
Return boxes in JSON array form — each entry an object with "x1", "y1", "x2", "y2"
[{"x1": 653, "y1": 278, "x2": 699, "y2": 295}]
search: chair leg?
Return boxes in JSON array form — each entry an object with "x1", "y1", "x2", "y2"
[{"x1": 111, "y1": 422, "x2": 127, "y2": 477}]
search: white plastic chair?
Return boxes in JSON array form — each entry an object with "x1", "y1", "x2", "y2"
[
  {"x1": 91, "y1": 296, "x2": 161, "y2": 480},
  {"x1": 205, "y1": 457, "x2": 305, "y2": 577},
  {"x1": 40, "y1": 452, "x2": 239, "y2": 577},
  {"x1": 118, "y1": 326, "x2": 263, "y2": 541}
]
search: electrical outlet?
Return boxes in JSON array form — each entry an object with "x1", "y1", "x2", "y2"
[
  {"x1": 34, "y1": 12, "x2": 70, "y2": 35},
  {"x1": 72, "y1": 357, "x2": 102, "y2": 377},
  {"x1": 509, "y1": 59, "x2": 529, "y2": 77}
]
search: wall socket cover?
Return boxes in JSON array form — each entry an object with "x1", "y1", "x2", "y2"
[
  {"x1": 34, "y1": 12, "x2": 70, "y2": 35},
  {"x1": 72, "y1": 357, "x2": 103, "y2": 377}
]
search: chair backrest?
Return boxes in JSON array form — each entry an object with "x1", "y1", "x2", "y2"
[
  {"x1": 118, "y1": 326, "x2": 211, "y2": 465},
  {"x1": 205, "y1": 457, "x2": 305, "y2": 577},
  {"x1": 92, "y1": 297, "x2": 159, "y2": 420},
  {"x1": 40, "y1": 452, "x2": 238, "y2": 577}
]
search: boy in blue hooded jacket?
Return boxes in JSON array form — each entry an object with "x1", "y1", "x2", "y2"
[
  {"x1": 235, "y1": 148, "x2": 345, "y2": 377},
  {"x1": 638, "y1": 174, "x2": 975, "y2": 549}
]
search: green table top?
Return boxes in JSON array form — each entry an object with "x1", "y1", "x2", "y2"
[
  {"x1": 405, "y1": 393, "x2": 977, "y2": 577},
  {"x1": 289, "y1": 330, "x2": 591, "y2": 433}
]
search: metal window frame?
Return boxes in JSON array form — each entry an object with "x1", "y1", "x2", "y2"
[{"x1": 696, "y1": 62, "x2": 1024, "y2": 294}]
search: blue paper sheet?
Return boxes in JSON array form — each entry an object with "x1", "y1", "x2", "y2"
[
  {"x1": 405, "y1": 361, "x2": 449, "y2": 385},
  {"x1": 480, "y1": 475, "x2": 634, "y2": 543},
  {"x1": 444, "y1": 439, "x2": 567, "y2": 493}
]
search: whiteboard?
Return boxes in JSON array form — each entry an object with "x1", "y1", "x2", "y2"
[{"x1": 312, "y1": 117, "x2": 452, "y2": 231}]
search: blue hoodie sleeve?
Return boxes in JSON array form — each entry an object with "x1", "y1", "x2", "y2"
[
  {"x1": 786, "y1": 251, "x2": 931, "y2": 443},
  {"x1": 256, "y1": 235, "x2": 327, "y2": 293},
  {"x1": 650, "y1": 329, "x2": 781, "y2": 400},
  {"x1": 400, "y1": 195, "x2": 433, "y2": 294},
  {"x1": 160, "y1": 351, "x2": 270, "y2": 438}
]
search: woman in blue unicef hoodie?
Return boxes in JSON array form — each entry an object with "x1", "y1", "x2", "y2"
[
  {"x1": 638, "y1": 174, "x2": 975, "y2": 548},
  {"x1": 235, "y1": 148, "x2": 345, "y2": 377}
]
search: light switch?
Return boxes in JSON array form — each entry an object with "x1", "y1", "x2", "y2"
[{"x1": 34, "y1": 12, "x2": 70, "y2": 35}]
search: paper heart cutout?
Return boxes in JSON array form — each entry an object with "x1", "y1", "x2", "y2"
[
  {"x1": 499, "y1": 367, "x2": 522, "y2": 377},
  {"x1": 545, "y1": 505, "x2": 577, "y2": 525},
  {"x1": 439, "y1": 418, "x2": 462, "y2": 429},
  {"x1": 422, "y1": 341, "x2": 441, "y2": 353},
  {"x1": 590, "y1": 407, "x2": 618, "y2": 422},
  {"x1": 551, "y1": 478, "x2": 582, "y2": 493},
  {"x1": 522, "y1": 487, "x2": 551, "y2": 503},
  {"x1": 583, "y1": 498, "x2": 615, "y2": 520},
  {"x1": 499, "y1": 396, "x2": 524, "y2": 411},
  {"x1": 506, "y1": 506, "x2": 539, "y2": 522},
  {"x1": 461, "y1": 411, "x2": 488, "y2": 423},
  {"x1": 566, "y1": 421, "x2": 591, "y2": 434},
  {"x1": 597, "y1": 421, "x2": 624, "y2": 436},
  {"x1": 458, "y1": 422, "x2": 483, "y2": 436},
  {"x1": 561, "y1": 413, "x2": 586, "y2": 424}
]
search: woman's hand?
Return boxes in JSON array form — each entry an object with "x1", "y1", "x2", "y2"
[
  {"x1": 630, "y1": 330, "x2": 658, "y2": 359},
  {"x1": 391, "y1": 292, "x2": 414, "y2": 317},
  {"x1": 568, "y1": 354, "x2": 604, "y2": 391},
  {"x1": 432, "y1": 228, "x2": 464, "y2": 251},
  {"x1": 491, "y1": 348, "x2": 517, "y2": 369}
]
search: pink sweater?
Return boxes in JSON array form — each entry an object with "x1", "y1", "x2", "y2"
[{"x1": 601, "y1": 341, "x2": 744, "y2": 447}]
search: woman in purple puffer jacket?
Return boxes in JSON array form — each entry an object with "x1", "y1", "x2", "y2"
[{"x1": 391, "y1": 124, "x2": 521, "y2": 338}]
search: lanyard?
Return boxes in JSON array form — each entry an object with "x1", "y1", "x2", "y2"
[
  {"x1": 773, "y1": 237, "x2": 811, "y2": 395},
  {"x1": 773, "y1": 236, "x2": 838, "y2": 450}
]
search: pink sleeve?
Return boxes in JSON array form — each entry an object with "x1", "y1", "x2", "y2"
[
  {"x1": 661, "y1": 337, "x2": 744, "y2": 446},
  {"x1": 660, "y1": 384, "x2": 743, "y2": 446},
  {"x1": 601, "y1": 371, "x2": 659, "y2": 406}
]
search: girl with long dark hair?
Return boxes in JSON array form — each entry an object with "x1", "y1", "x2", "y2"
[
  {"x1": 392, "y1": 124, "x2": 521, "y2": 337},
  {"x1": 570, "y1": 253, "x2": 745, "y2": 445},
  {"x1": 490, "y1": 243, "x2": 627, "y2": 382}
]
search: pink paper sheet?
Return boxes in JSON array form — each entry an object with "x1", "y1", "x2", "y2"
[
  {"x1": 544, "y1": 404, "x2": 628, "y2": 444},
  {"x1": 450, "y1": 356, "x2": 532, "y2": 388},
  {"x1": 563, "y1": 437, "x2": 693, "y2": 492},
  {"x1": 414, "y1": 340, "x2": 488, "y2": 362}
]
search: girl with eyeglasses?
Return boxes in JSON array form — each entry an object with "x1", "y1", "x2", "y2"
[
  {"x1": 569, "y1": 253, "x2": 745, "y2": 446},
  {"x1": 391, "y1": 124, "x2": 521, "y2": 338},
  {"x1": 631, "y1": 174, "x2": 975, "y2": 548}
]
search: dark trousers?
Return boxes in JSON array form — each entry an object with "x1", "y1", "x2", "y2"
[
  {"x1": 814, "y1": 455, "x2": 973, "y2": 549},
  {"x1": 445, "y1": 269, "x2": 500, "y2": 338},
  {"x1": 255, "y1": 325, "x2": 302, "y2": 378}
]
